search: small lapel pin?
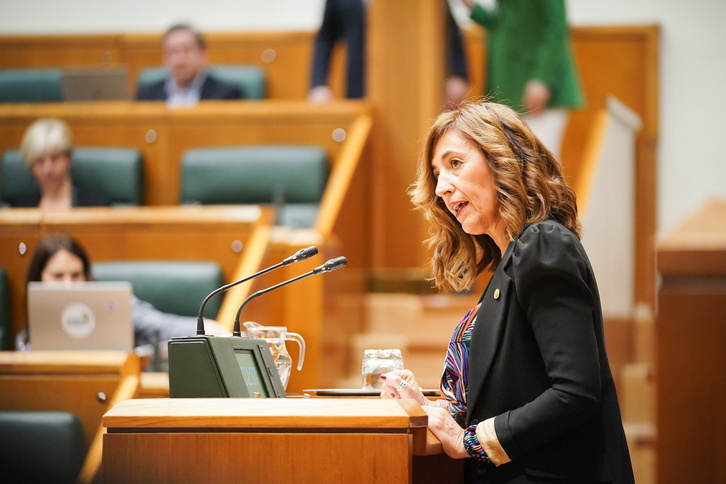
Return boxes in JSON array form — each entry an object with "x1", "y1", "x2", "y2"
[{"x1": 493, "y1": 288, "x2": 500, "y2": 300}]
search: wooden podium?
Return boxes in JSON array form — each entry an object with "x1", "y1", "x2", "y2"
[
  {"x1": 102, "y1": 398, "x2": 462, "y2": 483},
  {"x1": 656, "y1": 199, "x2": 726, "y2": 484}
]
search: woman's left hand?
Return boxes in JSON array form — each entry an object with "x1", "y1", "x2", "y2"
[
  {"x1": 423, "y1": 406, "x2": 469, "y2": 459},
  {"x1": 379, "y1": 369, "x2": 432, "y2": 407}
]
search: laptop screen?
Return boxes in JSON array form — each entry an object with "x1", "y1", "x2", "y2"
[
  {"x1": 61, "y1": 67, "x2": 131, "y2": 102},
  {"x1": 27, "y1": 281, "x2": 134, "y2": 351}
]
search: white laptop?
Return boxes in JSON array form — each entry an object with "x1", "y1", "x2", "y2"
[
  {"x1": 61, "y1": 67, "x2": 131, "y2": 101},
  {"x1": 27, "y1": 281, "x2": 134, "y2": 351}
]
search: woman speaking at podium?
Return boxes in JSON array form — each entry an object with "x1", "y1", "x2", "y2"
[{"x1": 380, "y1": 101, "x2": 634, "y2": 483}]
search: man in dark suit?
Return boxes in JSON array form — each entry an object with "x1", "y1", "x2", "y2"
[{"x1": 135, "y1": 24, "x2": 243, "y2": 107}]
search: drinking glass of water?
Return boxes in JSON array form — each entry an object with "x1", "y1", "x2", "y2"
[{"x1": 361, "y1": 349, "x2": 403, "y2": 390}]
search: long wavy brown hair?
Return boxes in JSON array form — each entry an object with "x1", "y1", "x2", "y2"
[{"x1": 410, "y1": 101, "x2": 580, "y2": 292}]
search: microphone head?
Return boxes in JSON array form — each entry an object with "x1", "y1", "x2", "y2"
[
  {"x1": 283, "y1": 246, "x2": 319, "y2": 265},
  {"x1": 313, "y1": 256, "x2": 348, "y2": 274}
]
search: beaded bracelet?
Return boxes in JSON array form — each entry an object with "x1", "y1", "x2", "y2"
[{"x1": 463, "y1": 423, "x2": 493, "y2": 465}]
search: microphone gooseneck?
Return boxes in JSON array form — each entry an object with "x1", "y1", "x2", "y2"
[
  {"x1": 282, "y1": 245, "x2": 319, "y2": 266},
  {"x1": 311, "y1": 256, "x2": 347, "y2": 274},
  {"x1": 195, "y1": 246, "x2": 319, "y2": 336},
  {"x1": 233, "y1": 256, "x2": 348, "y2": 336}
]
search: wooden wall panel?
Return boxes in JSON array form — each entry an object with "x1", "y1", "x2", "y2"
[
  {"x1": 0, "y1": 34, "x2": 123, "y2": 68},
  {"x1": 367, "y1": 0, "x2": 446, "y2": 271}
]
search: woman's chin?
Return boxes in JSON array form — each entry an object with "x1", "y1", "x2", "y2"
[{"x1": 461, "y1": 225, "x2": 485, "y2": 236}]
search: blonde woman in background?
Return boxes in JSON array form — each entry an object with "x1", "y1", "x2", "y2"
[{"x1": 12, "y1": 117, "x2": 108, "y2": 209}]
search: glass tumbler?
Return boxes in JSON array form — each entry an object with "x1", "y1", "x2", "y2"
[{"x1": 361, "y1": 349, "x2": 403, "y2": 390}]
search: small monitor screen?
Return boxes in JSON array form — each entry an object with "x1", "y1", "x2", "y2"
[{"x1": 234, "y1": 349, "x2": 268, "y2": 397}]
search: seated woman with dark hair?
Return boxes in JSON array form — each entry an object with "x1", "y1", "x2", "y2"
[
  {"x1": 11, "y1": 117, "x2": 108, "y2": 209},
  {"x1": 21, "y1": 233, "x2": 227, "y2": 350}
]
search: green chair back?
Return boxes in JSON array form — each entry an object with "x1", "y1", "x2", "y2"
[
  {"x1": 0, "y1": 411, "x2": 84, "y2": 484},
  {"x1": 0, "y1": 147, "x2": 144, "y2": 206},
  {"x1": 91, "y1": 261, "x2": 224, "y2": 318},
  {"x1": 179, "y1": 145, "x2": 328, "y2": 228},
  {"x1": 0, "y1": 150, "x2": 38, "y2": 206},
  {"x1": 0, "y1": 69, "x2": 64, "y2": 103},
  {"x1": 71, "y1": 147, "x2": 145, "y2": 205}
]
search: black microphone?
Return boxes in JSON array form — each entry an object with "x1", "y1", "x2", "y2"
[
  {"x1": 195, "y1": 246, "x2": 319, "y2": 335},
  {"x1": 233, "y1": 256, "x2": 348, "y2": 336}
]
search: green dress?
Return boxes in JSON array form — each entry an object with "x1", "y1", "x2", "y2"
[{"x1": 470, "y1": 0, "x2": 584, "y2": 113}]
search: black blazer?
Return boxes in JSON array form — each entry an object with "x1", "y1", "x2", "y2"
[
  {"x1": 10, "y1": 186, "x2": 109, "y2": 208},
  {"x1": 465, "y1": 220, "x2": 634, "y2": 483},
  {"x1": 135, "y1": 75, "x2": 243, "y2": 101}
]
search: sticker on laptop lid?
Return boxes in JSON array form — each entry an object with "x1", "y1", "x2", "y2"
[{"x1": 61, "y1": 303, "x2": 96, "y2": 339}]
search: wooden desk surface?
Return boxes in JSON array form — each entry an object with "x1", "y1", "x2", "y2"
[
  {"x1": 0, "y1": 204, "x2": 265, "y2": 224},
  {"x1": 0, "y1": 350, "x2": 136, "y2": 374},
  {"x1": 104, "y1": 397, "x2": 426, "y2": 430},
  {"x1": 657, "y1": 198, "x2": 726, "y2": 276}
]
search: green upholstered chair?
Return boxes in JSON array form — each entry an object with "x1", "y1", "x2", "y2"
[
  {"x1": 179, "y1": 145, "x2": 328, "y2": 229},
  {"x1": 0, "y1": 411, "x2": 85, "y2": 484},
  {"x1": 71, "y1": 147, "x2": 145, "y2": 205},
  {"x1": 0, "y1": 68, "x2": 64, "y2": 103},
  {"x1": 0, "y1": 147, "x2": 144, "y2": 206},
  {"x1": 0, "y1": 266, "x2": 10, "y2": 351},
  {"x1": 91, "y1": 261, "x2": 224, "y2": 318},
  {"x1": 0, "y1": 149, "x2": 39, "y2": 206},
  {"x1": 137, "y1": 64, "x2": 266, "y2": 99}
]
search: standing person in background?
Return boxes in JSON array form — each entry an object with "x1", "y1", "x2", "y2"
[
  {"x1": 11, "y1": 117, "x2": 109, "y2": 209},
  {"x1": 461, "y1": 0, "x2": 584, "y2": 157},
  {"x1": 136, "y1": 24, "x2": 243, "y2": 107},
  {"x1": 308, "y1": 0, "x2": 471, "y2": 110},
  {"x1": 308, "y1": 0, "x2": 366, "y2": 102},
  {"x1": 380, "y1": 101, "x2": 634, "y2": 483},
  {"x1": 22, "y1": 233, "x2": 227, "y2": 350}
]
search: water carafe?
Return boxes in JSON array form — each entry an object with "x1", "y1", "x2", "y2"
[{"x1": 243, "y1": 321, "x2": 306, "y2": 390}]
